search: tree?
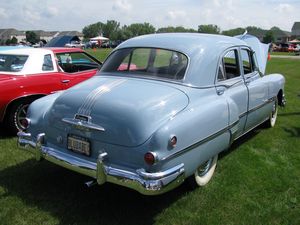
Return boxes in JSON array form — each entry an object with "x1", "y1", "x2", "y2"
[
  {"x1": 157, "y1": 26, "x2": 197, "y2": 33},
  {"x1": 198, "y1": 24, "x2": 220, "y2": 34},
  {"x1": 121, "y1": 23, "x2": 155, "y2": 39},
  {"x1": 263, "y1": 30, "x2": 275, "y2": 43},
  {"x1": 222, "y1": 28, "x2": 245, "y2": 36},
  {"x1": 11, "y1": 36, "x2": 18, "y2": 45},
  {"x1": 82, "y1": 22, "x2": 104, "y2": 39},
  {"x1": 102, "y1": 20, "x2": 120, "y2": 40},
  {"x1": 25, "y1": 31, "x2": 39, "y2": 44},
  {"x1": 270, "y1": 26, "x2": 281, "y2": 31},
  {"x1": 5, "y1": 39, "x2": 11, "y2": 45}
]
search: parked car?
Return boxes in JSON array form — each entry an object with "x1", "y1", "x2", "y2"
[
  {"x1": 0, "y1": 47, "x2": 102, "y2": 134},
  {"x1": 273, "y1": 43, "x2": 289, "y2": 52},
  {"x1": 65, "y1": 41, "x2": 85, "y2": 49},
  {"x1": 18, "y1": 33, "x2": 285, "y2": 195}
]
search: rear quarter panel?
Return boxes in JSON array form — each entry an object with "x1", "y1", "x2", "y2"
[{"x1": 148, "y1": 88, "x2": 230, "y2": 176}]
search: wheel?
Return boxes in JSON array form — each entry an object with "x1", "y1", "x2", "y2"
[
  {"x1": 189, "y1": 154, "x2": 218, "y2": 187},
  {"x1": 5, "y1": 99, "x2": 33, "y2": 134},
  {"x1": 266, "y1": 98, "x2": 278, "y2": 128}
]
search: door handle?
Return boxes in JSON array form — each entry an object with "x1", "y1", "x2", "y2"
[
  {"x1": 245, "y1": 77, "x2": 251, "y2": 85},
  {"x1": 61, "y1": 79, "x2": 70, "y2": 83},
  {"x1": 216, "y1": 86, "x2": 226, "y2": 95}
]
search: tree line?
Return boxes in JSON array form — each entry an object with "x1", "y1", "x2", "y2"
[
  {"x1": 82, "y1": 20, "x2": 279, "y2": 43},
  {"x1": 0, "y1": 21, "x2": 280, "y2": 45}
]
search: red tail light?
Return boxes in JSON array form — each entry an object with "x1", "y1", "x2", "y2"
[
  {"x1": 144, "y1": 152, "x2": 157, "y2": 165},
  {"x1": 169, "y1": 135, "x2": 177, "y2": 148}
]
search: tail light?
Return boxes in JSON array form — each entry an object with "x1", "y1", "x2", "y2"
[
  {"x1": 144, "y1": 151, "x2": 157, "y2": 165},
  {"x1": 169, "y1": 135, "x2": 177, "y2": 148}
]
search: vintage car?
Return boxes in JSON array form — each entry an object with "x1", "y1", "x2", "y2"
[
  {"x1": 0, "y1": 47, "x2": 102, "y2": 134},
  {"x1": 18, "y1": 33, "x2": 285, "y2": 195}
]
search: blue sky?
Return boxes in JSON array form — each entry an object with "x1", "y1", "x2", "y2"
[{"x1": 0, "y1": 0, "x2": 299, "y2": 32}]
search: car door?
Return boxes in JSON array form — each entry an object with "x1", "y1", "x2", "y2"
[
  {"x1": 240, "y1": 48, "x2": 269, "y2": 131},
  {"x1": 216, "y1": 48, "x2": 248, "y2": 139},
  {"x1": 55, "y1": 52, "x2": 100, "y2": 89}
]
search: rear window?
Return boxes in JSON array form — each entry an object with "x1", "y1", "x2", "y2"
[
  {"x1": 101, "y1": 48, "x2": 188, "y2": 80},
  {"x1": 0, "y1": 54, "x2": 29, "y2": 72}
]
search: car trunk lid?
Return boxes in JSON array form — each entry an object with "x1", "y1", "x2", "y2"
[{"x1": 47, "y1": 76, "x2": 189, "y2": 147}]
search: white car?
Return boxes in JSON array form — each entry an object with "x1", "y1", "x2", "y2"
[{"x1": 65, "y1": 41, "x2": 85, "y2": 49}]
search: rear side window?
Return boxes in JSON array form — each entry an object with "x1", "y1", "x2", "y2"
[
  {"x1": 42, "y1": 54, "x2": 54, "y2": 71},
  {"x1": 218, "y1": 49, "x2": 240, "y2": 81},
  {"x1": 56, "y1": 52, "x2": 99, "y2": 73},
  {"x1": 0, "y1": 54, "x2": 29, "y2": 72},
  {"x1": 241, "y1": 49, "x2": 254, "y2": 74}
]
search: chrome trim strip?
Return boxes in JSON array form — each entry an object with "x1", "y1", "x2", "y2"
[
  {"x1": 239, "y1": 96, "x2": 275, "y2": 118},
  {"x1": 62, "y1": 118, "x2": 105, "y2": 132},
  {"x1": 247, "y1": 97, "x2": 275, "y2": 114},
  {"x1": 78, "y1": 79, "x2": 126, "y2": 116},
  {"x1": 17, "y1": 132, "x2": 185, "y2": 195},
  {"x1": 162, "y1": 120, "x2": 239, "y2": 162},
  {"x1": 136, "y1": 163, "x2": 184, "y2": 179}
]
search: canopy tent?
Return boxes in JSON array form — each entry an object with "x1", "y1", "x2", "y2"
[
  {"x1": 90, "y1": 36, "x2": 109, "y2": 41},
  {"x1": 289, "y1": 39, "x2": 300, "y2": 44}
]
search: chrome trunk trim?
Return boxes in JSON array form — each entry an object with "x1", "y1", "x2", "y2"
[{"x1": 62, "y1": 118, "x2": 105, "y2": 132}]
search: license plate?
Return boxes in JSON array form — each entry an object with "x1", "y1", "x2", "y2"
[{"x1": 67, "y1": 135, "x2": 90, "y2": 156}]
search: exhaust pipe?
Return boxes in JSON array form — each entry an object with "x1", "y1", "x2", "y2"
[{"x1": 85, "y1": 180, "x2": 97, "y2": 187}]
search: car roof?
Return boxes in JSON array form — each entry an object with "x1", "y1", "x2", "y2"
[
  {"x1": 45, "y1": 47, "x2": 84, "y2": 53},
  {"x1": 0, "y1": 47, "x2": 84, "y2": 55},
  {"x1": 117, "y1": 33, "x2": 246, "y2": 56},
  {"x1": 0, "y1": 48, "x2": 57, "y2": 75},
  {"x1": 0, "y1": 47, "x2": 53, "y2": 55},
  {"x1": 116, "y1": 33, "x2": 249, "y2": 86}
]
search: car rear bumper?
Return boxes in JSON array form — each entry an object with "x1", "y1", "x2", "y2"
[{"x1": 18, "y1": 132, "x2": 185, "y2": 195}]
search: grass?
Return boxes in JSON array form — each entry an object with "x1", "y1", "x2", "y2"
[
  {"x1": 0, "y1": 55, "x2": 299, "y2": 225},
  {"x1": 85, "y1": 48, "x2": 112, "y2": 62}
]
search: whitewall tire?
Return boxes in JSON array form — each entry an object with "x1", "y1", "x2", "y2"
[{"x1": 194, "y1": 154, "x2": 218, "y2": 186}]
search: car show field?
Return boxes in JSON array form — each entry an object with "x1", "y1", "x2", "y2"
[{"x1": 0, "y1": 49, "x2": 299, "y2": 225}]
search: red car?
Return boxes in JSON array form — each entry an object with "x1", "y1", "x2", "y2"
[{"x1": 0, "y1": 47, "x2": 102, "y2": 134}]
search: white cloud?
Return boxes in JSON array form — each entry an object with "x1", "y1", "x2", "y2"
[
  {"x1": 22, "y1": 5, "x2": 41, "y2": 22},
  {"x1": 43, "y1": 6, "x2": 59, "y2": 18},
  {"x1": 167, "y1": 10, "x2": 187, "y2": 20},
  {"x1": 112, "y1": 0, "x2": 132, "y2": 11},
  {"x1": 0, "y1": 8, "x2": 8, "y2": 19},
  {"x1": 275, "y1": 3, "x2": 293, "y2": 13},
  {"x1": 0, "y1": 0, "x2": 299, "y2": 32}
]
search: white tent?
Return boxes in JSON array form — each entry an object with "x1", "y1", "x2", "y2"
[
  {"x1": 90, "y1": 36, "x2": 109, "y2": 41},
  {"x1": 289, "y1": 39, "x2": 300, "y2": 44}
]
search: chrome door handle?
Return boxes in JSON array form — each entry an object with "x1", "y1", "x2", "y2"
[
  {"x1": 216, "y1": 86, "x2": 226, "y2": 95},
  {"x1": 61, "y1": 79, "x2": 70, "y2": 83},
  {"x1": 245, "y1": 77, "x2": 251, "y2": 85}
]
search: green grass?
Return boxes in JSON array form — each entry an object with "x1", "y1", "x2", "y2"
[
  {"x1": 0, "y1": 57, "x2": 299, "y2": 225},
  {"x1": 85, "y1": 48, "x2": 112, "y2": 62}
]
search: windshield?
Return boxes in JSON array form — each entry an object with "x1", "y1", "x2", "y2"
[
  {"x1": 0, "y1": 54, "x2": 29, "y2": 72},
  {"x1": 100, "y1": 48, "x2": 188, "y2": 80}
]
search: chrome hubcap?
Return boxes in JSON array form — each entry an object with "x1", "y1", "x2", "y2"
[
  {"x1": 271, "y1": 101, "x2": 278, "y2": 123},
  {"x1": 16, "y1": 104, "x2": 29, "y2": 130},
  {"x1": 197, "y1": 158, "x2": 213, "y2": 176}
]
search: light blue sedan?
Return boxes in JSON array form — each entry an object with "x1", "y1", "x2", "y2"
[{"x1": 18, "y1": 33, "x2": 285, "y2": 195}]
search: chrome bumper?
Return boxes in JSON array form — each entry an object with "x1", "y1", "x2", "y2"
[{"x1": 18, "y1": 132, "x2": 185, "y2": 195}]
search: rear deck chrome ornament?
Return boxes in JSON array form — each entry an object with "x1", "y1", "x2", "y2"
[{"x1": 62, "y1": 116, "x2": 105, "y2": 132}]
